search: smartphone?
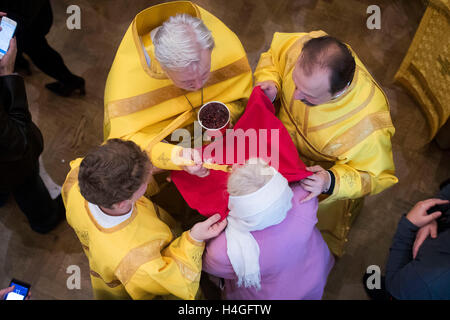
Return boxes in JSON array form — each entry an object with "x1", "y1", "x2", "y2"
[
  {"x1": 0, "y1": 16, "x2": 17, "y2": 59},
  {"x1": 4, "y1": 279, "x2": 30, "y2": 300}
]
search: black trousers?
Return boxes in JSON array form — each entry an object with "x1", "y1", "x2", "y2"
[
  {"x1": 13, "y1": 0, "x2": 79, "y2": 84},
  {"x1": 0, "y1": 164, "x2": 63, "y2": 234}
]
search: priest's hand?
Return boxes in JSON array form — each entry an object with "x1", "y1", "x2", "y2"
[
  {"x1": 299, "y1": 165, "x2": 331, "y2": 203},
  {"x1": 180, "y1": 148, "x2": 210, "y2": 178},
  {"x1": 256, "y1": 80, "x2": 278, "y2": 102},
  {"x1": 0, "y1": 37, "x2": 17, "y2": 76},
  {"x1": 190, "y1": 214, "x2": 228, "y2": 241}
]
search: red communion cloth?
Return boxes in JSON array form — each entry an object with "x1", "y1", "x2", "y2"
[{"x1": 171, "y1": 86, "x2": 312, "y2": 219}]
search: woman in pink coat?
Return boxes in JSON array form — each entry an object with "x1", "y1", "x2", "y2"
[{"x1": 202, "y1": 159, "x2": 334, "y2": 299}]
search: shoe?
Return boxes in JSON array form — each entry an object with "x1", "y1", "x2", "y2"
[
  {"x1": 45, "y1": 77, "x2": 85, "y2": 97},
  {"x1": 29, "y1": 195, "x2": 66, "y2": 234}
]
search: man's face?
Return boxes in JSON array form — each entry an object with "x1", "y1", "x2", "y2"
[
  {"x1": 164, "y1": 49, "x2": 212, "y2": 91},
  {"x1": 292, "y1": 61, "x2": 333, "y2": 106}
]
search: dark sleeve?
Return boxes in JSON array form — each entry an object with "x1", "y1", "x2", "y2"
[
  {"x1": 323, "y1": 170, "x2": 335, "y2": 195},
  {"x1": 0, "y1": 74, "x2": 33, "y2": 160},
  {"x1": 385, "y1": 215, "x2": 432, "y2": 299},
  {"x1": 428, "y1": 182, "x2": 450, "y2": 230}
]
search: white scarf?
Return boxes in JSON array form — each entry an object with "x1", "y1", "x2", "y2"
[{"x1": 225, "y1": 168, "x2": 293, "y2": 289}]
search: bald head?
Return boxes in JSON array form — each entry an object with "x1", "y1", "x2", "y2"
[{"x1": 298, "y1": 36, "x2": 356, "y2": 96}]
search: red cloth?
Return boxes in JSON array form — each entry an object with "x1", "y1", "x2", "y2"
[{"x1": 171, "y1": 86, "x2": 312, "y2": 219}]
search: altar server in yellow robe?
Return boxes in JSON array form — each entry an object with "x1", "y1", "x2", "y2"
[
  {"x1": 254, "y1": 32, "x2": 398, "y2": 256},
  {"x1": 62, "y1": 139, "x2": 227, "y2": 300},
  {"x1": 104, "y1": 1, "x2": 252, "y2": 180}
]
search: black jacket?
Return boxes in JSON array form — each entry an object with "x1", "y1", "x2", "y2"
[
  {"x1": 0, "y1": 74, "x2": 43, "y2": 193},
  {"x1": 385, "y1": 184, "x2": 450, "y2": 299}
]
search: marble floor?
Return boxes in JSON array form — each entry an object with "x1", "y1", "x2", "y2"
[{"x1": 1, "y1": 0, "x2": 449, "y2": 300}]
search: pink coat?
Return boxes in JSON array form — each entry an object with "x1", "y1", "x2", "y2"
[{"x1": 202, "y1": 184, "x2": 334, "y2": 300}]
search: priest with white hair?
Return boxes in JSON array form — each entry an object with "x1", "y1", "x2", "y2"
[
  {"x1": 104, "y1": 1, "x2": 253, "y2": 194},
  {"x1": 202, "y1": 159, "x2": 334, "y2": 300}
]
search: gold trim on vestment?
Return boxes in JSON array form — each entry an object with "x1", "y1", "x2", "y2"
[
  {"x1": 165, "y1": 251, "x2": 201, "y2": 283},
  {"x1": 145, "y1": 109, "x2": 193, "y2": 153},
  {"x1": 308, "y1": 82, "x2": 375, "y2": 133},
  {"x1": 90, "y1": 270, "x2": 122, "y2": 288},
  {"x1": 329, "y1": 167, "x2": 341, "y2": 197},
  {"x1": 115, "y1": 239, "x2": 166, "y2": 285},
  {"x1": 62, "y1": 167, "x2": 79, "y2": 202},
  {"x1": 282, "y1": 92, "x2": 339, "y2": 162},
  {"x1": 84, "y1": 200, "x2": 139, "y2": 233},
  {"x1": 360, "y1": 172, "x2": 372, "y2": 197},
  {"x1": 322, "y1": 111, "x2": 394, "y2": 157},
  {"x1": 107, "y1": 56, "x2": 251, "y2": 119},
  {"x1": 303, "y1": 105, "x2": 310, "y2": 137},
  {"x1": 131, "y1": 1, "x2": 201, "y2": 79}
]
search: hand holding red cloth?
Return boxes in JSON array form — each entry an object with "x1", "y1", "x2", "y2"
[{"x1": 171, "y1": 86, "x2": 312, "y2": 219}]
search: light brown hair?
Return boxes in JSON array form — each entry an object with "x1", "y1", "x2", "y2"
[{"x1": 78, "y1": 139, "x2": 150, "y2": 208}]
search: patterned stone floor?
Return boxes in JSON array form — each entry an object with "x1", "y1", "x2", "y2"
[{"x1": 1, "y1": 0, "x2": 449, "y2": 300}]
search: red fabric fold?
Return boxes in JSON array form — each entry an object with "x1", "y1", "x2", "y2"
[{"x1": 171, "y1": 86, "x2": 312, "y2": 219}]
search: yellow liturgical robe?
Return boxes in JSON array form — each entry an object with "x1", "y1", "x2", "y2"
[
  {"x1": 62, "y1": 158, "x2": 205, "y2": 300},
  {"x1": 104, "y1": 1, "x2": 252, "y2": 172},
  {"x1": 254, "y1": 31, "x2": 398, "y2": 256}
]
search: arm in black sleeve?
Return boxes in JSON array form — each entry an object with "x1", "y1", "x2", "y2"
[
  {"x1": 427, "y1": 181, "x2": 450, "y2": 230},
  {"x1": 323, "y1": 170, "x2": 335, "y2": 195},
  {"x1": 385, "y1": 215, "x2": 432, "y2": 299},
  {"x1": 0, "y1": 74, "x2": 32, "y2": 160}
]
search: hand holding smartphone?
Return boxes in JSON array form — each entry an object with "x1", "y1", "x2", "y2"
[
  {"x1": 0, "y1": 15, "x2": 17, "y2": 59},
  {"x1": 3, "y1": 279, "x2": 31, "y2": 300}
]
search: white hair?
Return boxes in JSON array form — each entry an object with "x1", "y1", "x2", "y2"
[
  {"x1": 227, "y1": 159, "x2": 275, "y2": 197},
  {"x1": 153, "y1": 14, "x2": 215, "y2": 70}
]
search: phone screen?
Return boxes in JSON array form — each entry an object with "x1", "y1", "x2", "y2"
[
  {"x1": 5, "y1": 281, "x2": 29, "y2": 300},
  {"x1": 0, "y1": 18, "x2": 16, "y2": 56}
]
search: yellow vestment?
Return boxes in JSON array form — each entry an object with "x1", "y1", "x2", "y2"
[
  {"x1": 62, "y1": 158, "x2": 205, "y2": 300},
  {"x1": 254, "y1": 31, "x2": 398, "y2": 256},
  {"x1": 104, "y1": 1, "x2": 252, "y2": 172}
]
